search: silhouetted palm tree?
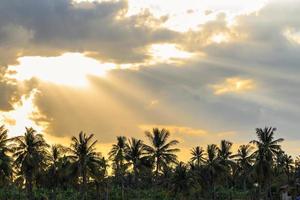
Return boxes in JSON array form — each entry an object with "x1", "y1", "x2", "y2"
[
  {"x1": 206, "y1": 144, "x2": 223, "y2": 200},
  {"x1": 251, "y1": 127, "x2": 284, "y2": 199},
  {"x1": 190, "y1": 146, "x2": 206, "y2": 168},
  {"x1": 282, "y1": 153, "x2": 294, "y2": 182},
  {"x1": 218, "y1": 140, "x2": 235, "y2": 165},
  {"x1": 90, "y1": 157, "x2": 108, "y2": 200},
  {"x1": 125, "y1": 138, "x2": 145, "y2": 185},
  {"x1": 69, "y1": 131, "x2": 101, "y2": 200},
  {"x1": 0, "y1": 125, "x2": 13, "y2": 186},
  {"x1": 234, "y1": 144, "x2": 255, "y2": 191},
  {"x1": 109, "y1": 136, "x2": 128, "y2": 200},
  {"x1": 47, "y1": 145, "x2": 68, "y2": 188},
  {"x1": 144, "y1": 128, "x2": 179, "y2": 177},
  {"x1": 0, "y1": 124, "x2": 298, "y2": 199},
  {"x1": 217, "y1": 140, "x2": 236, "y2": 192},
  {"x1": 13, "y1": 127, "x2": 49, "y2": 200},
  {"x1": 170, "y1": 162, "x2": 191, "y2": 198}
]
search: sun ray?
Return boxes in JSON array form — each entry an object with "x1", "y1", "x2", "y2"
[{"x1": 0, "y1": 90, "x2": 45, "y2": 137}]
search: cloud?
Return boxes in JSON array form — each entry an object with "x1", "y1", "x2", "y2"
[
  {"x1": 0, "y1": 0, "x2": 177, "y2": 65},
  {"x1": 0, "y1": 67, "x2": 34, "y2": 111},
  {"x1": 0, "y1": 0, "x2": 177, "y2": 112},
  {"x1": 283, "y1": 28, "x2": 300, "y2": 45},
  {"x1": 211, "y1": 77, "x2": 255, "y2": 95},
  {"x1": 1, "y1": 0, "x2": 300, "y2": 160}
]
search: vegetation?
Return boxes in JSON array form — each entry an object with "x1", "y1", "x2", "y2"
[{"x1": 0, "y1": 125, "x2": 299, "y2": 199}]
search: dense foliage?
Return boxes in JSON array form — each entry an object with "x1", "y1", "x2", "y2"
[{"x1": 0, "y1": 125, "x2": 299, "y2": 200}]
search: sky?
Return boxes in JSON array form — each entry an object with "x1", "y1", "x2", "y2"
[{"x1": 1, "y1": 0, "x2": 300, "y2": 161}]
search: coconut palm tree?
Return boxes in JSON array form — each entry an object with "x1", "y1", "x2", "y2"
[
  {"x1": 190, "y1": 146, "x2": 206, "y2": 168},
  {"x1": 0, "y1": 125, "x2": 13, "y2": 186},
  {"x1": 218, "y1": 140, "x2": 235, "y2": 165},
  {"x1": 89, "y1": 157, "x2": 109, "y2": 200},
  {"x1": 13, "y1": 127, "x2": 49, "y2": 200},
  {"x1": 69, "y1": 131, "x2": 101, "y2": 200},
  {"x1": 234, "y1": 144, "x2": 255, "y2": 191},
  {"x1": 282, "y1": 154, "x2": 294, "y2": 183},
  {"x1": 47, "y1": 145, "x2": 68, "y2": 189},
  {"x1": 217, "y1": 140, "x2": 236, "y2": 192},
  {"x1": 144, "y1": 128, "x2": 179, "y2": 177},
  {"x1": 205, "y1": 144, "x2": 223, "y2": 200},
  {"x1": 251, "y1": 127, "x2": 284, "y2": 199},
  {"x1": 170, "y1": 162, "x2": 191, "y2": 198},
  {"x1": 125, "y1": 138, "x2": 145, "y2": 184},
  {"x1": 109, "y1": 136, "x2": 128, "y2": 200}
]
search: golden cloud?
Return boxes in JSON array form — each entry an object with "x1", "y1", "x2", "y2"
[{"x1": 211, "y1": 77, "x2": 255, "y2": 95}]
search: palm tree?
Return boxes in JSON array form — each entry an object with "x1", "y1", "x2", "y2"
[
  {"x1": 50, "y1": 144, "x2": 67, "y2": 164},
  {"x1": 170, "y1": 162, "x2": 191, "y2": 198},
  {"x1": 217, "y1": 140, "x2": 235, "y2": 190},
  {"x1": 44, "y1": 144, "x2": 68, "y2": 199},
  {"x1": 251, "y1": 127, "x2": 284, "y2": 199},
  {"x1": 125, "y1": 138, "x2": 145, "y2": 184},
  {"x1": 190, "y1": 146, "x2": 206, "y2": 168},
  {"x1": 69, "y1": 131, "x2": 101, "y2": 200},
  {"x1": 234, "y1": 144, "x2": 255, "y2": 191},
  {"x1": 13, "y1": 127, "x2": 49, "y2": 200},
  {"x1": 205, "y1": 144, "x2": 223, "y2": 200},
  {"x1": 89, "y1": 157, "x2": 109, "y2": 200},
  {"x1": 47, "y1": 145, "x2": 68, "y2": 188},
  {"x1": 0, "y1": 125, "x2": 13, "y2": 186},
  {"x1": 109, "y1": 136, "x2": 128, "y2": 200},
  {"x1": 218, "y1": 140, "x2": 235, "y2": 165},
  {"x1": 282, "y1": 154, "x2": 294, "y2": 183},
  {"x1": 144, "y1": 128, "x2": 179, "y2": 177}
]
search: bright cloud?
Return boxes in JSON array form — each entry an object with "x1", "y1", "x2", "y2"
[
  {"x1": 212, "y1": 77, "x2": 255, "y2": 95},
  {"x1": 127, "y1": 0, "x2": 268, "y2": 31},
  {"x1": 284, "y1": 28, "x2": 300, "y2": 44},
  {"x1": 148, "y1": 43, "x2": 195, "y2": 64},
  {"x1": 0, "y1": 90, "x2": 45, "y2": 137},
  {"x1": 7, "y1": 53, "x2": 116, "y2": 87}
]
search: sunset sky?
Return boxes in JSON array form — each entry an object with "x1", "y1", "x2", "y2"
[{"x1": 1, "y1": 0, "x2": 300, "y2": 160}]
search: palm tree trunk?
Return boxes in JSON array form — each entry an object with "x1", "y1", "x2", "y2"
[
  {"x1": 96, "y1": 183, "x2": 101, "y2": 200},
  {"x1": 243, "y1": 178, "x2": 247, "y2": 192},
  {"x1": 121, "y1": 177, "x2": 125, "y2": 200},
  {"x1": 210, "y1": 171, "x2": 215, "y2": 200},
  {"x1": 155, "y1": 157, "x2": 160, "y2": 178},
  {"x1": 105, "y1": 182, "x2": 109, "y2": 200},
  {"x1": 26, "y1": 176, "x2": 33, "y2": 200},
  {"x1": 133, "y1": 164, "x2": 138, "y2": 185},
  {"x1": 82, "y1": 168, "x2": 87, "y2": 200},
  {"x1": 268, "y1": 181, "x2": 273, "y2": 200}
]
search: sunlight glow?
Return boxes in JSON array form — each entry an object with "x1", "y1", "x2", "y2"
[
  {"x1": 149, "y1": 44, "x2": 194, "y2": 64},
  {"x1": 0, "y1": 90, "x2": 45, "y2": 137},
  {"x1": 212, "y1": 77, "x2": 255, "y2": 95},
  {"x1": 127, "y1": 0, "x2": 268, "y2": 32},
  {"x1": 7, "y1": 53, "x2": 116, "y2": 87},
  {"x1": 284, "y1": 28, "x2": 300, "y2": 44},
  {"x1": 210, "y1": 33, "x2": 229, "y2": 44}
]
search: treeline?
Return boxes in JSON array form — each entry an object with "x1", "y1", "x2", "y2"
[{"x1": 0, "y1": 125, "x2": 299, "y2": 200}]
